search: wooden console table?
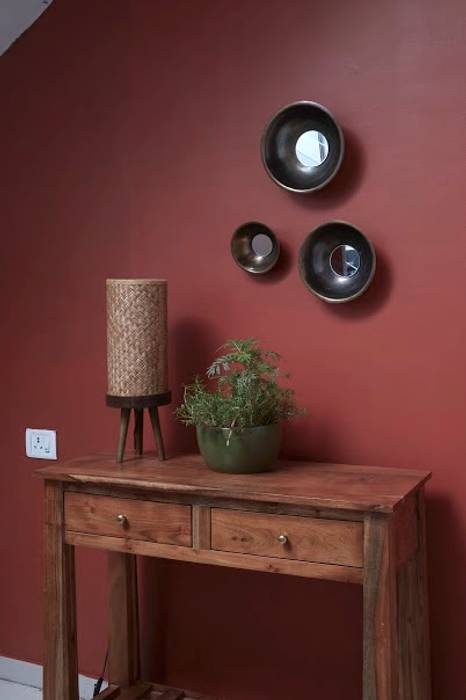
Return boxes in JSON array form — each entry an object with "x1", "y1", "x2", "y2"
[{"x1": 37, "y1": 454, "x2": 432, "y2": 699}]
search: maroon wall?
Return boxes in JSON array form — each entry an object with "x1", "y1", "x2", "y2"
[{"x1": 1, "y1": 1, "x2": 465, "y2": 697}]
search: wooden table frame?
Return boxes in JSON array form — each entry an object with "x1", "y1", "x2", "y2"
[{"x1": 38, "y1": 454, "x2": 432, "y2": 699}]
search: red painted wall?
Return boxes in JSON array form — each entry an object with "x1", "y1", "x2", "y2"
[{"x1": 0, "y1": 1, "x2": 465, "y2": 697}]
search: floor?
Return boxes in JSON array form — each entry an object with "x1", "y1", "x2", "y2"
[
  {"x1": 0, "y1": 680, "x2": 42, "y2": 698},
  {"x1": 0, "y1": 679, "x2": 93, "y2": 699}
]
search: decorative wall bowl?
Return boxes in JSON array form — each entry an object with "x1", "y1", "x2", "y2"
[
  {"x1": 231, "y1": 221, "x2": 280, "y2": 274},
  {"x1": 299, "y1": 221, "x2": 376, "y2": 303},
  {"x1": 261, "y1": 101, "x2": 344, "y2": 193}
]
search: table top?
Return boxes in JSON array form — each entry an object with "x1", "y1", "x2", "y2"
[{"x1": 35, "y1": 453, "x2": 431, "y2": 514}]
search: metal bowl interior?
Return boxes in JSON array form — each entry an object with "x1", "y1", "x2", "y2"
[
  {"x1": 299, "y1": 222, "x2": 376, "y2": 303},
  {"x1": 261, "y1": 101, "x2": 344, "y2": 193},
  {"x1": 231, "y1": 222, "x2": 280, "y2": 274}
]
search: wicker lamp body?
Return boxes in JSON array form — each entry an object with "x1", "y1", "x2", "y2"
[{"x1": 106, "y1": 279, "x2": 170, "y2": 461}]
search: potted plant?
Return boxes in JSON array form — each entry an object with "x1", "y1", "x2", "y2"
[{"x1": 176, "y1": 338, "x2": 303, "y2": 473}]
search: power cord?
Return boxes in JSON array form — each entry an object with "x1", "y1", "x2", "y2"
[{"x1": 92, "y1": 649, "x2": 108, "y2": 698}]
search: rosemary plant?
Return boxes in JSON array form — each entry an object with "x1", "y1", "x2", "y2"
[{"x1": 176, "y1": 338, "x2": 303, "y2": 432}]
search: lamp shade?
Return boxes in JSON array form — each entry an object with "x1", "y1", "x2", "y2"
[{"x1": 106, "y1": 279, "x2": 168, "y2": 399}]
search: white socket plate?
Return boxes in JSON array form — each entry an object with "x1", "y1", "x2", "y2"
[{"x1": 25, "y1": 428, "x2": 57, "y2": 460}]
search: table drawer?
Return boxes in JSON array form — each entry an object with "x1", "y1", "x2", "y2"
[
  {"x1": 211, "y1": 508, "x2": 363, "y2": 567},
  {"x1": 64, "y1": 492, "x2": 192, "y2": 547}
]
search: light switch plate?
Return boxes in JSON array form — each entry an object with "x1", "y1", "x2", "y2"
[{"x1": 25, "y1": 428, "x2": 57, "y2": 460}]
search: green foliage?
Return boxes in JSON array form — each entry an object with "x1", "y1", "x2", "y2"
[{"x1": 176, "y1": 338, "x2": 304, "y2": 429}]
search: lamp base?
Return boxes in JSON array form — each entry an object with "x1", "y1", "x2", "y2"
[{"x1": 106, "y1": 393, "x2": 171, "y2": 463}]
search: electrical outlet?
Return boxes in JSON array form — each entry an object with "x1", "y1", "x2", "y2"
[{"x1": 25, "y1": 428, "x2": 57, "y2": 460}]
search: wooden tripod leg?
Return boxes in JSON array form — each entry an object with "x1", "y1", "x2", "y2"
[
  {"x1": 117, "y1": 408, "x2": 131, "y2": 463},
  {"x1": 149, "y1": 406, "x2": 166, "y2": 461},
  {"x1": 134, "y1": 408, "x2": 144, "y2": 455}
]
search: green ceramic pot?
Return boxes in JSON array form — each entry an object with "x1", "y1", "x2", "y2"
[{"x1": 196, "y1": 423, "x2": 282, "y2": 474}]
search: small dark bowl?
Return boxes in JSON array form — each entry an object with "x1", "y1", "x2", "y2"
[
  {"x1": 299, "y1": 221, "x2": 376, "y2": 303},
  {"x1": 231, "y1": 222, "x2": 280, "y2": 274},
  {"x1": 261, "y1": 101, "x2": 344, "y2": 193}
]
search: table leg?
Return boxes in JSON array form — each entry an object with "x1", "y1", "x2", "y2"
[
  {"x1": 43, "y1": 481, "x2": 79, "y2": 700},
  {"x1": 108, "y1": 551, "x2": 140, "y2": 687},
  {"x1": 363, "y1": 514, "x2": 398, "y2": 699},
  {"x1": 363, "y1": 498, "x2": 432, "y2": 699},
  {"x1": 397, "y1": 490, "x2": 432, "y2": 699}
]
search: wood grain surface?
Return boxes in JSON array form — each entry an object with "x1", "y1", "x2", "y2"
[
  {"x1": 65, "y1": 530, "x2": 363, "y2": 583},
  {"x1": 193, "y1": 504, "x2": 211, "y2": 550},
  {"x1": 363, "y1": 514, "x2": 398, "y2": 699},
  {"x1": 41, "y1": 455, "x2": 431, "y2": 699},
  {"x1": 211, "y1": 508, "x2": 363, "y2": 567},
  {"x1": 108, "y1": 552, "x2": 140, "y2": 687},
  {"x1": 397, "y1": 491, "x2": 432, "y2": 699},
  {"x1": 37, "y1": 453, "x2": 431, "y2": 513},
  {"x1": 65, "y1": 492, "x2": 192, "y2": 546},
  {"x1": 43, "y1": 481, "x2": 79, "y2": 700}
]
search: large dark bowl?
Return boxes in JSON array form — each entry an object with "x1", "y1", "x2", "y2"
[
  {"x1": 299, "y1": 221, "x2": 376, "y2": 303},
  {"x1": 231, "y1": 221, "x2": 280, "y2": 274},
  {"x1": 261, "y1": 101, "x2": 344, "y2": 193}
]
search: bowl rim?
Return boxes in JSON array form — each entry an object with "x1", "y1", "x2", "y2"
[
  {"x1": 260, "y1": 100, "x2": 345, "y2": 193},
  {"x1": 298, "y1": 219, "x2": 376, "y2": 303}
]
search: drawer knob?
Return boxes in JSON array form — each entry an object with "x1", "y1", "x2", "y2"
[
  {"x1": 277, "y1": 534, "x2": 288, "y2": 545},
  {"x1": 116, "y1": 513, "x2": 128, "y2": 528}
]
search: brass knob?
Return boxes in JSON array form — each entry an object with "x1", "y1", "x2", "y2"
[
  {"x1": 277, "y1": 534, "x2": 288, "y2": 545},
  {"x1": 116, "y1": 513, "x2": 128, "y2": 528}
]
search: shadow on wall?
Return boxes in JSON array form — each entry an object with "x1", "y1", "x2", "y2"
[
  {"x1": 139, "y1": 558, "x2": 171, "y2": 685},
  {"x1": 426, "y1": 494, "x2": 466, "y2": 699},
  {"x1": 140, "y1": 559, "x2": 363, "y2": 699},
  {"x1": 164, "y1": 316, "x2": 220, "y2": 456},
  {"x1": 282, "y1": 412, "x2": 336, "y2": 462},
  {"x1": 140, "y1": 316, "x2": 220, "y2": 680}
]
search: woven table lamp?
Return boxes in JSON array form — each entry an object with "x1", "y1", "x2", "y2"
[{"x1": 106, "y1": 279, "x2": 171, "y2": 462}]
